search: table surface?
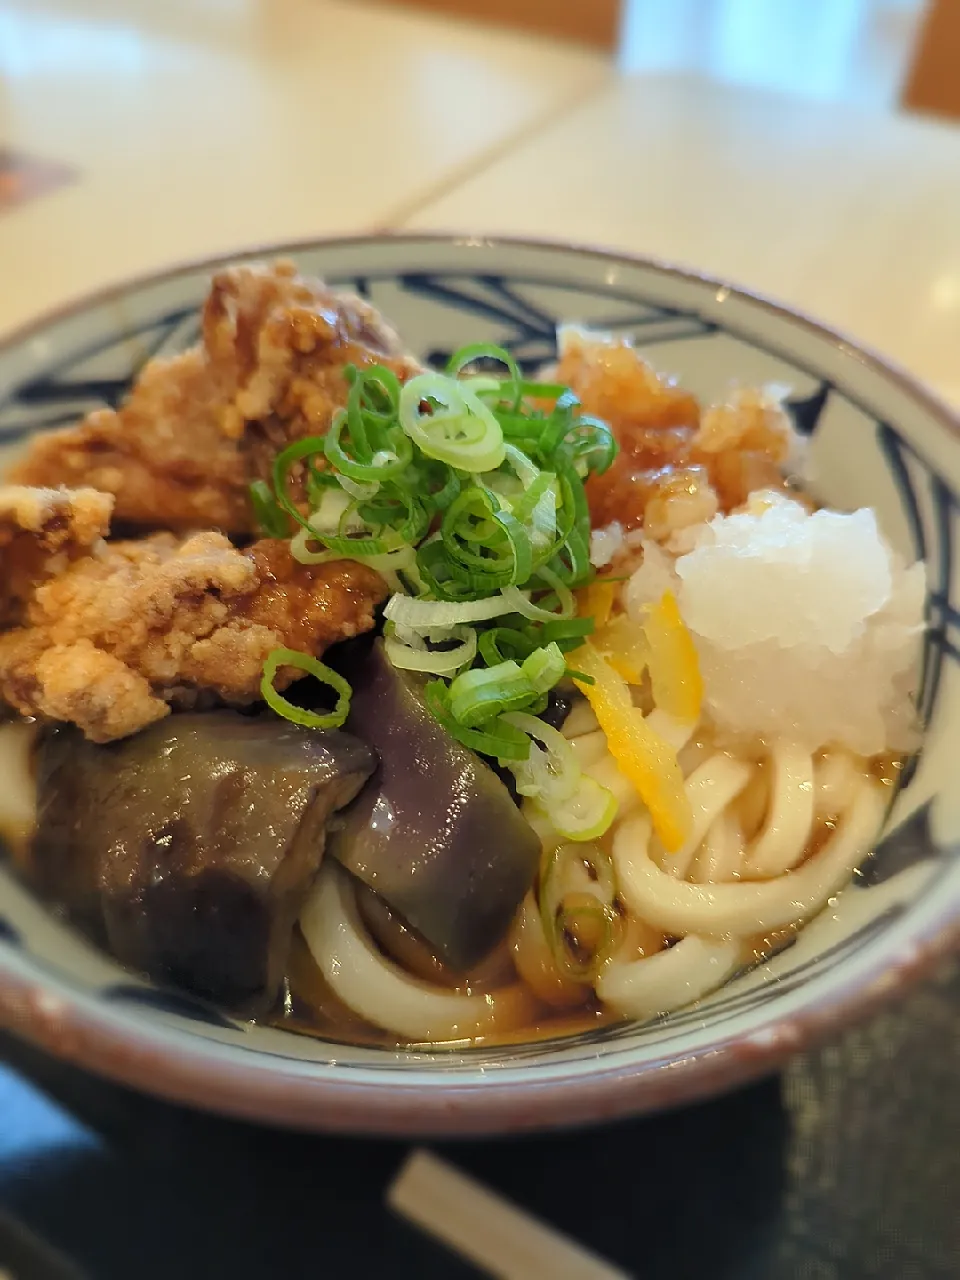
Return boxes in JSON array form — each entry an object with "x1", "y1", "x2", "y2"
[{"x1": 2, "y1": 3, "x2": 960, "y2": 1277}]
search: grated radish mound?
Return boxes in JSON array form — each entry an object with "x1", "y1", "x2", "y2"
[{"x1": 627, "y1": 492, "x2": 926, "y2": 756}]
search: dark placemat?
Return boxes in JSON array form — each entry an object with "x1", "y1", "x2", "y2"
[{"x1": 1, "y1": 956, "x2": 958, "y2": 1280}]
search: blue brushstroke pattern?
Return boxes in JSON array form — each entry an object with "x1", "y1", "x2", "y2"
[{"x1": 102, "y1": 983, "x2": 236, "y2": 1029}]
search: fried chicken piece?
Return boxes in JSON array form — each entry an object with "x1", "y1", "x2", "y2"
[
  {"x1": 11, "y1": 261, "x2": 420, "y2": 533},
  {"x1": 0, "y1": 529, "x2": 385, "y2": 742},
  {"x1": 555, "y1": 325, "x2": 701, "y2": 436},
  {"x1": 0, "y1": 485, "x2": 114, "y2": 625},
  {"x1": 10, "y1": 348, "x2": 252, "y2": 533},
  {"x1": 0, "y1": 485, "x2": 112, "y2": 551},
  {"x1": 556, "y1": 328, "x2": 795, "y2": 540}
]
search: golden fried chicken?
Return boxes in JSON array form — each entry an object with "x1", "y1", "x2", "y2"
[
  {"x1": 0, "y1": 485, "x2": 112, "y2": 552},
  {"x1": 0, "y1": 485, "x2": 114, "y2": 626},
  {"x1": 0, "y1": 527, "x2": 385, "y2": 742},
  {"x1": 11, "y1": 261, "x2": 420, "y2": 534},
  {"x1": 555, "y1": 328, "x2": 794, "y2": 540}
]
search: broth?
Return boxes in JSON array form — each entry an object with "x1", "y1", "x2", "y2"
[{"x1": 1, "y1": 718, "x2": 903, "y2": 1052}]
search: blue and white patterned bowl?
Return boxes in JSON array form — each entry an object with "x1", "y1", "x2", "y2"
[{"x1": 0, "y1": 234, "x2": 958, "y2": 1136}]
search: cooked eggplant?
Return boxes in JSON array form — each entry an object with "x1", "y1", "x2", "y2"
[
  {"x1": 31, "y1": 712, "x2": 374, "y2": 1012},
  {"x1": 328, "y1": 640, "x2": 541, "y2": 970}
]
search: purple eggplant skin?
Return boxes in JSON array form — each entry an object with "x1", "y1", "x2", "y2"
[
  {"x1": 30, "y1": 711, "x2": 374, "y2": 1013},
  {"x1": 327, "y1": 640, "x2": 541, "y2": 971}
]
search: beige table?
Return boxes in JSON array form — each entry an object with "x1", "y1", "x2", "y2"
[
  {"x1": 1, "y1": 0, "x2": 958, "y2": 414},
  {"x1": 403, "y1": 72, "x2": 960, "y2": 409},
  {"x1": 0, "y1": 0, "x2": 606, "y2": 331}
]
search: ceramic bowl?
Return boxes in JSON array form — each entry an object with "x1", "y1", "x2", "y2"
[{"x1": 0, "y1": 234, "x2": 957, "y2": 1136}]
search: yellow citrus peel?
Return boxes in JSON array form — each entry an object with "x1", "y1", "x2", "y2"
[
  {"x1": 571, "y1": 642, "x2": 692, "y2": 852},
  {"x1": 642, "y1": 590, "x2": 703, "y2": 725},
  {"x1": 591, "y1": 613, "x2": 648, "y2": 684},
  {"x1": 576, "y1": 580, "x2": 616, "y2": 630}
]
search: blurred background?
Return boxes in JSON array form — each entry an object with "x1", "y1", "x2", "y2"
[
  {"x1": 382, "y1": 0, "x2": 933, "y2": 108},
  {"x1": 1, "y1": 3, "x2": 959, "y2": 1278},
  {"x1": 1, "y1": 0, "x2": 958, "y2": 394}
]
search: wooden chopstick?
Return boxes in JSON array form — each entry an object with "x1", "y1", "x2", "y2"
[{"x1": 388, "y1": 1148, "x2": 632, "y2": 1280}]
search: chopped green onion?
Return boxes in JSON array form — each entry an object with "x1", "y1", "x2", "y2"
[
  {"x1": 564, "y1": 668, "x2": 596, "y2": 686},
  {"x1": 501, "y1": 442, "x2": 541, "y2": 489},
  {"x1": 501, "y1": 711, "x2": 580, "y2": 803},
  {"x1": 537, "y1": 843, "x2": 620, "y2": 981},
  {"x1": 385, "y1": 591, "x2": 523, "y2": 629},
  {"x1": 261, "y1": 648, "x2": 352, "y2": 730},
  {"x1": 447, "y1": 660, "x2": 539, "y2": 728},
  {"x1": 424, "y1": 680, "x2": 530, "y2": 760},
  {"x1": 258, "y1": 339, "x2": 622, "y2": 748},
  {"x1": 440, "y1": 484, "x2": 532, "y2": 587},
  {"x1": 250, "y1": 480, "x2": 288, "y2": 538},
  {"x1": 446, "y1": 343, "x2": 522, "y2": 410},
  {"x1": 478, "y1": 627, "x2": 538, "y2": 666},
  {"x1": 290, "y1": 527, "x2": 334, "y2": 565},
  {"x1": 515, "y1": 379, "x2": 566, "y2": 400},
  {"x1": 558, "y1": 414, "x2": 617, "y2": 477},
  {"x1": 521, "y1": 642, "x2": 566, "y2": 694},
  {"x1": 383, "y1": 622, "x2": 477, "y2": 676},
  {"x1": 540, "y1": 616, "x2": 594, "y2": 642},
  {"x1": 424, "y1": 461, "x2": 462, "y2": 512},
  {"x1": 325, "y1": 408, "x2": 413, "y2": 483},
  {"x1": 552, "y1": 900, "x2": 619, "y2": 980},
  {"x1": 502, "y1": 580, "x2": 576, "y2": 623},
  {"x1": 347, "y1": 364, "x2": 402, "y2": 424},
  {"x1": 538, "y1": 774, "x2": 618, "y2": 842},
  {"x1": 272, "y1": 436, "x2": 329, "y2": 532},
  {"x1": 399, "y1": 373, "x2": 505, "y2": 472}
]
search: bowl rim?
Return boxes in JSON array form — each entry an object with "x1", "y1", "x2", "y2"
[{"x1": 1, "y1": 229, "x2": 959, "y2": 1136}]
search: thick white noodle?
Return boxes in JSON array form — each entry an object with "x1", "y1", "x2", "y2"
[
  {"x1": 612, "y1": 777, "x2": 885, "y2": 937},
  {"x1": 584, "y1": 752, "x2": 642, "y2": 815},
  {"x1": 562, "y1": 701, "x2": 601, "y2": 738},
  {"x1": 555, "y1": 853, "x2": 615, "y2": 907},
  {"x1": 690, "y1": 808, "x2": 744, "y2": 883},
  {"x1": 510, "y1": 893, "x2": 589, "y2": 1009},
  {"x1": 597, "y1": 935, "x2": 742, "y2": 1019},
  {"x1": 646, "y1": 708, "x2": 696, "y2": 753},
  {"x1": 741, "y1": 742, "x2": 815, "y2": 879},
  {"x1": 662, "y1": 753, "x2": 753, "y2": 879},
  {"x1": 567, "y1": 729, "x2": 609, "y2": 770},
  {"x1": 814, "y1": 748, "x2": 862, "y2": 821},
  {"x1": 300, "y1": 867, "x2": 536, "y2": 1042}
]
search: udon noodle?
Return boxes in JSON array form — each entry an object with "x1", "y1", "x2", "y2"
[
  {"x1": 0, "y1": 274, "x2": 924, "y2": 1050},
  {"x1": 297, "y1": 522, "x2": 915, "y2": 1045},
  {"x1": 291, "y1": 328, "x2": 923, "y2": 1046},
  {"x1": 300, "y1": 723, "x2": 891, "y2": 1043}
]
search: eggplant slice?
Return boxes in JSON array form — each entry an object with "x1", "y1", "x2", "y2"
[
  {"x1": 329, "y1": 640, "x2": 541, "y2": 970},
  {"x1": 31, "y1": 712, "x2": 374, "y2": 1012}
]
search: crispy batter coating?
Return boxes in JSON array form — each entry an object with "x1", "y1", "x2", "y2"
[
  {"x1": 0, "y1": 485, "x2": 114, "y2": 626},
  {"x1": 10, "y1": 261, "x2": 420, "y2": 533},
  {"x1": 0, "y1": 528, "x2": 385, "y2": 742},
  {"x1": 554, "y1": 328, "x2": 794, "y2": 540},
  {"x1": 0, "y1": 485, "x2": 113, "y2": 550}
]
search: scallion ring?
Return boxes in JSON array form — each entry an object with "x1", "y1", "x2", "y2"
[
  {"x1": 385, "y1": 591, "x2": 526, "y2": 629},
  {"x1": 446, "y1": 343, "x2": 522, "y2": 411},
  {"x1": 272, "y1": 436, "x2": 329, "y2": 532},
  {"x1": 384, "y1": 622, "x2": 477, "y2": 676},
  {"x1": 325, "y1": 409, "x2": 413, "y2": 483},
  {"x1": 423, "y1": 681, "x2": 531, "y2": 760},
  {"x1": 261, "y1": 648, "x2": 351, "y2": 730},
  {"x1": 447, "y1": 660, "x2": 541, "y2": 728},
  {"x1": 399, "y1": 373, "x2": 505, "y2": 473}
]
